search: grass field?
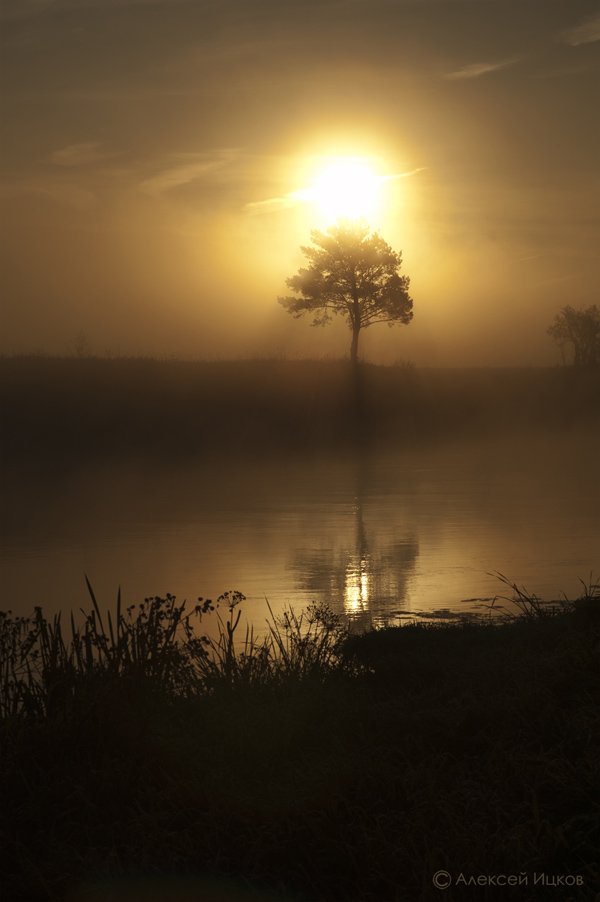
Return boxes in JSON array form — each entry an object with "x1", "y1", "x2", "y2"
[{"x1": 2, "y1": 356, "x2": 600, "y2": 465}]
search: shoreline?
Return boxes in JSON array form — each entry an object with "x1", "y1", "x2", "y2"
[
  {"x1": 2, "y1": 357, "x2": 599, "y2": 466},
  {"x1": 2, "y1": 584, "x2": 599, "y2": 900}
]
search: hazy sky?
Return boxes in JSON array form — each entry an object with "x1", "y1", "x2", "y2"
[{"x1": 1, "y1": 0, "x2": 599, "y2": 364}]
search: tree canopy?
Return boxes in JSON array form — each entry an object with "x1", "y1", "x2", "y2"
[
  {"x1": 547, "y1": 305, "x2": 600, "y2": 367},
  {"x1": 278, "y1": 222, "x2": 413, "y2": 364}
]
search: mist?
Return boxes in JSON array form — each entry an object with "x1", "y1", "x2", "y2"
[
  {"x1": 2, "y1": 0, "x2": 599, "y2": 364},
  {"x1": 2, "y1": 2, "x2": 599, "y2": 899}
]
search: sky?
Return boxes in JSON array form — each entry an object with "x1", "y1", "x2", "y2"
[{"x1": 1, "y1": 0, "x2": 599, "y2": 365}]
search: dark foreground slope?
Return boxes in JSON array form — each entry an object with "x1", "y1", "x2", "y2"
[
  {"x1": 1, "y1": 592, "x2": 599, "y2": 901},
  {"x1": 2, "y1": 356, "x2": 600, "y2": 465}
]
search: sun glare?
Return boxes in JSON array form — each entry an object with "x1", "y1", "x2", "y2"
[{"x1": 296, "y1": 157, "x2": 383, "y2": 225}]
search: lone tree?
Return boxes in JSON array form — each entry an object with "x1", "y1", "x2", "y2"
[
  {"x1": 547, "y1": 304, "x2": 600, "y2": 367},
  {"x1": 279, "y1": 222, "x2": 413, "y2": 364}
]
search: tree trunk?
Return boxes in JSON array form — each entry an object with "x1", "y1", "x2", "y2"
[{"x1": 350, "y1": 326, "x2": 360, "y2": 366}]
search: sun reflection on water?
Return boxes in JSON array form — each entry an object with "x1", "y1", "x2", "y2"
[{"x1": 344, "y1": 557, "x2": 371, "y2": 613}]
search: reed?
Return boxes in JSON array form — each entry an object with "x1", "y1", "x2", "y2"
[
  {"x1": 488, "y1": 571, "x2": 600, "y2": 621},
  {"x1": 0, "y1": 582, "x2": 353, "y2": 719},
  {"x1": 1, "y1": 577, "x2": 598, "y2": 901}
]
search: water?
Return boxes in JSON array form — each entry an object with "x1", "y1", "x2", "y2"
[{"x1": 2, "y1": 433, "x2": 598, "y2": 630}]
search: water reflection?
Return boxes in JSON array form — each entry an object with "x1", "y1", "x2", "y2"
[
  {"x1": 2, "y1": 435, "x2": 598, "y2": 626},
  {"x1": 288, "y1": 454, "x2": 419, "y2": 628}
]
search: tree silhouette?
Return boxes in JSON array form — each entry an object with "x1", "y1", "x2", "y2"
[
  {"x1": 279, "y1": 222, "x2": 413, "y2": 364},
  {"x1": 548, "y1": 305, "x2": 600, "y2": 367}
]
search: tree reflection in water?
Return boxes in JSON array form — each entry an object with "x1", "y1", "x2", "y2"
[{"x1": 288, "y1": 452, "x2": 419, "y2": 629}]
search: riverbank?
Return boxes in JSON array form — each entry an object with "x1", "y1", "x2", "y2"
[
  {"x1": 1, "y1": 583, "x2": 598, "y2": 900},
  {"x1": 2, "y1": 356, "x2": 599, "y2": 466}
]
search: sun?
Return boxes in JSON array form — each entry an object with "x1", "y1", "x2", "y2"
[{"x1": 296, "y1": 156, "x2": 383, "y2": 224}]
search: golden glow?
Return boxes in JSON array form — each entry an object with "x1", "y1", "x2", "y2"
[
  {"x1": 344, "y1": 558, "x2": 371, "y2": 613},
  {"x1": 294, "y1": 156, "x2": 383, "y2": 225}
]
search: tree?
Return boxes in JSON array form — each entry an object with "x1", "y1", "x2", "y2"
[
  {"x1": 279, "y1": 222, "x2": 413, "y2": 364},
  {"x1": 547, "y1": 305, "x2": 600, "y2": 367}
]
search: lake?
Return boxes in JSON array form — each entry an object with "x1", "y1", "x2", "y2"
[{"x1": 2, "y1": 432, "x2": 598, "y2": 631}]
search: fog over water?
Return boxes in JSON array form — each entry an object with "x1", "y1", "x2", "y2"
[
  {"x1": 1, "y1": 3, "x2": 599, "y2": 898},
  {"x1": 3, "y1": 433, "x2": 598, "y2": 631}
]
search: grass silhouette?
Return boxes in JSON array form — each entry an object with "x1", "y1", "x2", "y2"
[{"x1": 1, "y1": 576, "x2": 598, "y2": 900}]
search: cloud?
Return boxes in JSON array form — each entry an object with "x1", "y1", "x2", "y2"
[
  {"x1": 444, "y1": 58, "x2": 518, "y2": 80},
  {"x1": 382, "y1": 167, "x2": 427, "y2": 182},
  {"x1": 0, "y1": 0, "x2": 54, "y2": 20},
  {"x1": 244, "y1": 195, "x2": 299, "y2": 215},
  {"x1": 0, "y1": 179, "x2": 97, "y2": 210},
  {"x1": 562, "y1": 12, "x2": 600, "y2": 46},
  {"x1": 245, "y1": 167, "x2": 426, "y2": 215},
  {"x1": 0, "y1": 0, "x2": 187, "y2": 19},
  {"x1": 139, "y1": 151, "x2": 238, "y2": 197},
  {"x1": 50, "y1": 143, "x2": 115, "y2": 167},
  {"x1": 533, "y1": 59, "x2": 600, "y2": 80}
]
